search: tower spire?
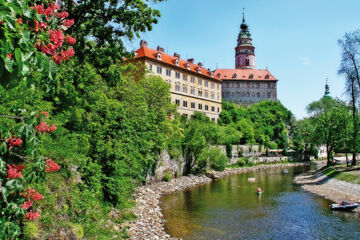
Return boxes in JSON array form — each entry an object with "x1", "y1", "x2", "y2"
[
  {"x1": 324, "y1": 78, "x2": 330, "y2": 98},
  {"x1": 242, "y1": 8, "x2": 245, "y2": 23},
  {"x1": 235, "y1": 10, "x2": 255, "y2": 69}
]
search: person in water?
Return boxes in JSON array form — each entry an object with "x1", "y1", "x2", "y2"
[{"x1": 256, "y1": 187, "x2": 263, "y2": 193}]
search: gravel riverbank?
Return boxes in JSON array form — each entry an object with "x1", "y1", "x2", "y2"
[
  {"x1": 294, "y1": 170, "x2": 360, "y2": 212},
  {"x1": 126, "y1": 162, "x2": 308, "y2": 240}
]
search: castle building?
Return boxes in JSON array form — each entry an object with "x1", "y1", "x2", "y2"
[
  {"x1": 132, "y1": 41, "x2": 222, "y2": 121},
  {"x1": 215, "y1": 13, "x2": 278, "y2": 105}
]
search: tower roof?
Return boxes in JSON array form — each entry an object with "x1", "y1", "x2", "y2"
[
  {"x1": 240, "y1": 8, "x2": 248, "y2": 31},
  {"x1": 323, "y1": 78, "x2": 331, "y2": 98}
]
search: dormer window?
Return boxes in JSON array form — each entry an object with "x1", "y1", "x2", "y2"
[
  {"x1": 187, "y1": 63, "x2": 191, "y2": 70},
  {"x1": 216, "y1": 73, "x2": 221, "y2": 78},
  {"x1": 211, "y1": 72, "x2": 214, "y2": 77},
  {"x1": 198, "y1": 67, "x2": 201, "y2": 73},
  {"x1": 232, "y1": 73, "x2": 237, "y2": 78},
  {"x1": 175, "y1": 59, "x2": 179, "y2": 66},
  {"x1": 157, "y1": 52, "x2": 162, "y2": 60},
  {"x1": 249, "y1": 74, "x2": 254, "y2": 79},
  {"x1": 265, "y1": 74, "x2": 270, "y2": 79}
]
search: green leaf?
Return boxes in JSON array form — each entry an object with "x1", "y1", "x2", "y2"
[
  {"x1": 4, "y1": 15, "x2": 15, "y2": 31},
  {"x1": 8, "y1": 2, "x2": 21, "y2": 15},
  {"x1": 14, "y1": 48, "x2": 22, "y2": 63},
  {"x1": 4, "y1": 57, "x2": 13, "y2": 72},
  {"x1": 1, "y1": 187, "x2": 7, "y2": 202}
]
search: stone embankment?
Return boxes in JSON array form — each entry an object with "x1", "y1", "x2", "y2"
[
  {"x1": 294, "y1": 170, "x2": 360, "y2": 212},
  {"x1": 127, "y1": 162, "x2": 308, "y2": 240}
]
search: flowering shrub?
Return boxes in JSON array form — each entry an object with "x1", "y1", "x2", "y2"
[
  {"x1": 0, "y1": 0, "x2": 73, "y2": 238},
  {"x1": 0, "y1": 111, "x2": 60, "y2": 238},
  {"x1": 0, "y1": 0, "x2": 75, "y2": 86}
]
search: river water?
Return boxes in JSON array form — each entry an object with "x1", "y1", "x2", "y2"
[{"x1": 160, "y1": 165, "x2": 360, "y2": 239}]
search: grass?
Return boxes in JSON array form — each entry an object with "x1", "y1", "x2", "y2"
[{"x1": 320, "y1": 165, "x2": 360, "y2": 185}]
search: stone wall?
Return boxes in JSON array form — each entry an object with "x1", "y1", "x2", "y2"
[
  {"x1": 148, "y1": 150, "x2": 184, "y2": 183},
  {"x1": 150, "y1": 145, "x2": 299, "y2": 183},
  {"x1": 216, "y1": 144, "x2": 262, "y2": 164}
]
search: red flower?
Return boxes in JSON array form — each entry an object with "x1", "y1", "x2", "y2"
[
  {"x1": 48, "y1": 29, "x2": 64, "y2": 49},
  {"x1": 25, "y1": 211, "x2": 40, "y2": 221},
  {"x1": 52, "y1": 54, "x2": 62, "y2": 64},
  {"x1": 33, "y1": 4, "x2": 45, "y2": 15},
  {"x1": 7, "y1": 164, "x2": 24, "y2": 179},
  {"x1": 57, "y1": 12, "x2": 69, "y2": 19},
  {"x1": 35, "y1": 122, "x2": 56, "y2": 133},
  {"x1": 61, "y1": 48, "x2": 75, "y2": 60},
  {"x1": 64, "y1": 35, "x2": 76, "y2": 45},
  {"x1": 41, "y1": 112, "x2": 49, "y2": 117},
  {"x1": 6, "y1": 53, "x2": 12, "y2": 59},
  {"x1": 6, "y1": 137, "x2": 22, "y2": 150},
  {"x1": 0, "y1": 20, "x2": 4, "y2": 25},
  {"x1": 16, "y1": 18, "x2": 22, "y2": 25},
  {"x1": 45, "y1": 159, "x2": 60, "y2": 173},
  {"x1": 21, "y1": 187, "x2": 43, "y2": 201},
  {"x1": 62, "y1": 19, "x2": 74, "y2": 28},
  {"x1": 34, "y1": 20, "x2": 47, "y2": 32},
  {"x1": 21, "y1": 200, "x2": 33, "y2": 210}
]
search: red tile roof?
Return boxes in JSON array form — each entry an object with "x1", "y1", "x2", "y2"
[
  {"x1": 214, "y1": 69, "x2": 277, "y2": 81},
  {"x1": 133, "y1": 46, "x2": 221, "y2": 81}
]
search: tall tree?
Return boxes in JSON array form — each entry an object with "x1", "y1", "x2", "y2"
[
  {"x1": 61, "y1": 0, "x2": 165, "y2": 68},
  {"x1": 307, "y1": 98, "x2": 352, "y2": 165},
  {"x1": 338, "y1": 30, "x2": 360, "y2": 165}
]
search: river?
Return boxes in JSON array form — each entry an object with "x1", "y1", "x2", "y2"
[{"x1": 160, "y1": 165, "x2": 360, "y2": 239}]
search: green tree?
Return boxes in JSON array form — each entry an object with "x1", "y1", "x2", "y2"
[
  {"x1": 61, "y1": 0, "x2": 165, "y2": 68},
  {"x1": 297, "y1": 118, "x2": 319, "y2": 160},
  {"x1": 338, "y1": 30, "x2": 360, "y2": 165},
  {"x1": 307, "y1": 98, "x2": 352, "y2": 165}
]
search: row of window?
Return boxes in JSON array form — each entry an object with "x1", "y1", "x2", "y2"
[
  {"x1": 175, "y1": 99, "x2": 220, "y2": 113},
  {"x1": 174, "y1": 84, "x2": 220, "y2": 100},
  {"x1": 223, "y1": 82, "x2": 276, "y2": 89},
  {"x1": 223, "y1": 91, "x2": 276, "y2": 98},
  {"x1": 150, "y1": 64, "x2": 219, "y2": 89},
  {"x1": 182, "y1": 113, "x2": 217, "y2": 122}
]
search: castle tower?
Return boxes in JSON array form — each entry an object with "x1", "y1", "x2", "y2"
[
  {"x1": 235, "y1": 10, "x2": 255, "y2": 69},
  {"x1": 323, "y1": 78, "x2": 331, "y2": 98}
]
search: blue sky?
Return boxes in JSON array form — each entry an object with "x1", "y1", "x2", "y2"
[{"x1": 125, "y1": 0, "x2": 360, "y2": 119}]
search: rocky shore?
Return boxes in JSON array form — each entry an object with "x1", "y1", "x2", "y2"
[
  {"x1": 294, "y1": 170, "x2": 360, "y2": 212},
  {"x1": 126, "y1": 162, "x2": 308, "y2": 240}
]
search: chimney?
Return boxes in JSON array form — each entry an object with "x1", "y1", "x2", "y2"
[
  {"x1": 187, "y1": 58, "x2": 194, "y2": 64},
  {"x1": 157, "y1": 46, "x2": 165, "y2": 52},
  {"x1": 173, "y1": 52, "x2": 181, "y2": 58},
  {"x1": 140, "y1": 40, "x2": 148, "y2": 47},
  {"x1": 198, "y1": 62, "x2": 203, "y2": 67}
]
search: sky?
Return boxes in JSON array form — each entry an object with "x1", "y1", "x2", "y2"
[{"x1": 124, "y1": 0, "x2": 360, "y2": 119}]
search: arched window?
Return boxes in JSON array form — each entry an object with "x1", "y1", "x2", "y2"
[
  {"x1": 246, "y1": 59, "x2": 250, "y2": 66},
  {"x1": 249, "y1": 74, "x2": 254, "y2": 79},
  {"x1": 157, "y1": 52, "x2": 162, "y2": 60},
  {"x1": 175, "y1": 59, "x2": 179, "y2": 66},
  {"x1": 232, "y1": 73, "x2": 237, "y2": 78},
  {"x1": 265, "y1": 74, "x2": 270, "y2": 79}
]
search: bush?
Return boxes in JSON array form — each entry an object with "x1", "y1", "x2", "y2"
[
  {"x1": 237, "y1": 159, "x2": 246, "y2": 166},
  {"x1": 162, "y1": 172, "x2": 172, "y2": 182},
  {"x1": 268, "y1": 142, "x2": 278, "y2": 149},
  {"x1": 225, "y1": 143, "x2": 233, "y2": 159},
  {"x1": 236, "y1": 157, "x2": 250, "y2": 167},
  {"x1": 23, "y1": 222, "x2": 39, "y2": 240},
  {"x1": 209, "y1": 147, "x2": 228, "y2": 171}
]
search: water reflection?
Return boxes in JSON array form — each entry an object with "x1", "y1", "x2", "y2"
[{"x1": 161, "y1": 166, "x2": 360, "y2": 239}]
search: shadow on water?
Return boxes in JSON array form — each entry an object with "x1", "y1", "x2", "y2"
[{"x1": 160, "y1": 165, "x2": 360, "y2": 240}]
